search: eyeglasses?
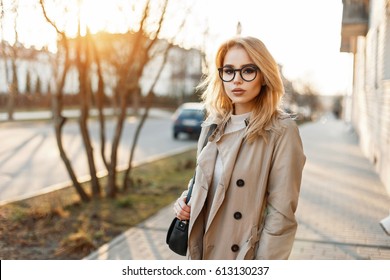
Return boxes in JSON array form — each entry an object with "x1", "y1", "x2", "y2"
[{"x1": 218, "y1": 65, "x2": 260, "y2": 82}]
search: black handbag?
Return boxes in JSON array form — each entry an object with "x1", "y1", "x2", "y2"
[
  {"x1": 166, "y1": 124, "x2": 216, "y2": 256},
  {"x1": 165, "y1": 192, "x2": 192, "y2": 256}
]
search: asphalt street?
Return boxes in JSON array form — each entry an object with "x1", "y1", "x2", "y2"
[{"x1": 0, "y1": 108, "x2": 197, "y2": 205}]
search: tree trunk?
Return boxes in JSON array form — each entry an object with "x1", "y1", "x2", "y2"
[
  {"x1": 132, "y1": 87, "x2": 140, "y2": 117},
  {"x1": 90, "y1": 34, "x2": 109, "y2": 170},
  {"x1": 123, "y1": 93, "x2": 149, "y2": 190},
  {"x1": 106, "y1": 85, "x2": 127, "y2": 197},
  {"x1": 76, "y1": 30, "x2": 101, "y2": 197},
  {"x1": 39, "y1": 0, "x2": 90, "y2": 202},
  {"x1": 105, "y1": 3, "x2": 152, "y2": 198},
  {"x1": 53, "y1": 57, "x2": 91, "y2": 201},
  {"x1": 51, "y1": 49, "x2": 89, "y2": 202},
  {"x1": 54, "y1": 111, "x2": 90, "y2": 202},
  {"x1": 123, "y1": 44, "x2": 172, "y2": 189}
]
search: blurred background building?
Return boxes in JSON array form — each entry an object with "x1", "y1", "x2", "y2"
[
  {"x1": 0, "y1": 33, "x2": 203, "y2": 109},
  {"x1": 340, "y1": 0, "x2": 390, "y2": 193}
]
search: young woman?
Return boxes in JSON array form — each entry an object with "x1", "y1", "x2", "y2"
[{"x1": 174, "y1": 36, "x2": 306, "y2": 260}]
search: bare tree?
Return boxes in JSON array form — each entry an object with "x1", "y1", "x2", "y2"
[
  {"x1": 2, "y1": 0, "x2": 20, "y2": 121},
  {"x1": 0, "y1": 0, "x2": 6, "y2": 82},
  {"x1": 75, "y1": 20, "x2": 101, "y2": 197},
  {"x1": 38, "y1": 0, "x2": 197, "y2": 201},
  {"x1": 105, "y1": 0, "x2": 171, "y2": 197},
  {"x1": 25, "y1": 70, "x2": 31, "y2": 96},
  {"x1": 122, "y1": 2, "x2": 194, "y2": 189},
  {"x1": 123, "y1": 42, "x2": 172, "y2": 189},
  {"x1": 89, "y1": 34, "x2": 109, "y2": 170},
  {"x1": 40, "y1": 0, "x2": 90, "y2": 202},
  {"x1": 35, "y1": 75, "x2": 42, "y2": 99},
  {"x1": 290, "y1": 79, "x2": 323, "y2": 121}
]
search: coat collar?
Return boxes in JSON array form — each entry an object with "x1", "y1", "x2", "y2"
[{"x1": 202, "y1": 110, "x2": 250, "y2": 143}]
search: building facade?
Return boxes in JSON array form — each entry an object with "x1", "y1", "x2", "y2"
[
  {"x1": 340, "y1": 0, "x2": 390, "y2": 193},
  {"x1": 0, "y1": 33, "x2": 203, "y2": 107}
]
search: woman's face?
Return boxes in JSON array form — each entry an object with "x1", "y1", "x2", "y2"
[{"x1": 221, "y1": 46, "x2": 262, "y2": 115}]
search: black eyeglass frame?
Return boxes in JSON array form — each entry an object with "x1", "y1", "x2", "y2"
[{"x1": 217, "y1": 65, "x2": 260, "y2": 82}]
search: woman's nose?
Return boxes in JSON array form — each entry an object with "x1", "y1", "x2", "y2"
[{"x1": 233, "y1": 72, "x2": 243, "y2": 84}]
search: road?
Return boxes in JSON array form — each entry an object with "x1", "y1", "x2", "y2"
[{"x1": 0, "y1": 109, "x2": 197, "y2": 205}]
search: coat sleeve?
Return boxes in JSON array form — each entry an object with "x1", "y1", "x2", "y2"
[{"x1": 256, "y1": 120, "x2": 306, "y2": 259}]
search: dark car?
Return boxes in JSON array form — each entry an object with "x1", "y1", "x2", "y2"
[{"x1": 172, "y1": 102, "x2": 205, "y2": 139}]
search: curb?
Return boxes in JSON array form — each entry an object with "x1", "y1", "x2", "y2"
[{"x1": 0, "y1": 145, "x2": 196, "y2": 206}]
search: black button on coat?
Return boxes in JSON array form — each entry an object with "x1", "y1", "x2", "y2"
[
  {"x1": 236, "y1": 179, "x2": 245, "y2": 187},
  {"x1": 234, "y1": 212, "x2": 242, "y2": 219},
  {"x1": 231, "y1": 244, "x2": 240, "y2": 252}
]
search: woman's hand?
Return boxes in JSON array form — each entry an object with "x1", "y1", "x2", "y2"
[{"x1": 174, "y1": 196, "x2": 191, "y2": 221}]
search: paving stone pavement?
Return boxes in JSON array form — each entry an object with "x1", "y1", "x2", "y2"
[{"x1": 85, "y1": 115, "x2": 390, "y2": 260}]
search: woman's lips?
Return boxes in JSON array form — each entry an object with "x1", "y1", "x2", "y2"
[{"x1": 232, "y1": 89, "x2": 245, "y2": 95}]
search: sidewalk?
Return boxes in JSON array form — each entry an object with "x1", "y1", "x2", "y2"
[{"x1": 85, "y1": 115, "x2": 390, "y2": 260}]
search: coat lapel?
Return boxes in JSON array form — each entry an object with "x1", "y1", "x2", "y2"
[
  {"x1": 188, "y1": 139, "x2": 217, "y2": 242},
  {"x1": 204, "y1": 128, "x2": 246, "y2": 231},
  {"x1": 197, "y1": 141, "x2": 218, "y2": 189}
]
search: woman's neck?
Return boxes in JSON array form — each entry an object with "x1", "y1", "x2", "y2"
[{"x1": 233, "y1": 104, "x2": 252, "y2": 115}]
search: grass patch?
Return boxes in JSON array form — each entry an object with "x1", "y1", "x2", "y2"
[{"x1": 0, "y1": 149, "x2": 196, "y2": 260}]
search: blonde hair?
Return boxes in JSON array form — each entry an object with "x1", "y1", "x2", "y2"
[{"x1": 199, "y1": 36, "x2": 285, "y2": 142}]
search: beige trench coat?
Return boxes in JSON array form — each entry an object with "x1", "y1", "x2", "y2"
[{"x1": 179, "y1": 113, "x2": 306, "y2": 260}]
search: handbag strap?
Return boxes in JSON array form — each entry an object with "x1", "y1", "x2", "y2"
[{"x1": 185, "y1": 123, "x2": 217, "y2": 203}]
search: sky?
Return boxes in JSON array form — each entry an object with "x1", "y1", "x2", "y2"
[
  {"x1": 2, "y1": 0, "x2": 353, "y2": 96},
  {"x1": 190, "y1": 0, "x2": 354, "y2": 96}
]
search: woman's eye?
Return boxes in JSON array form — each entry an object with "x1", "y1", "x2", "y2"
[
  {"x1": 224, "y1": 68, "x2": 234, "y2": 75},
  {"x1": 243, "y1": 67, "x2": 256, "y2": 74}
]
